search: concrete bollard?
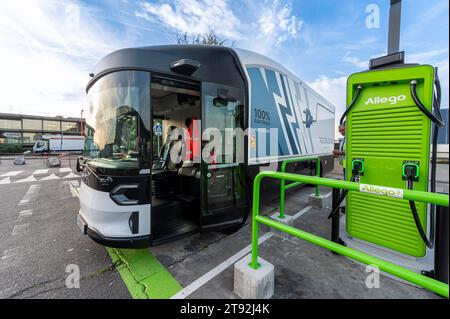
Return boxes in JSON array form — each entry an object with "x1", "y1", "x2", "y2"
[
  {"x1": 268, "y1": 213, "x2": 294, "y2": 239},
  {"x1": 308, "y1": 192, "x2": 332, "y2": 210},
  {"x1": 234, "y1": 255, "x2": 274, "y2": 299}
]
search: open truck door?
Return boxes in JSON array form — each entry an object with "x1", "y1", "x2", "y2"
[{"x1": 200, "y1": 83, "x2": 247, "y2": 231}]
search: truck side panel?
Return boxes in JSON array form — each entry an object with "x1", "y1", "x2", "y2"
[
  {"x1": 246, "y1": 66, "x2": 335, "y2": 164},
  {"x1": 48, "y1": 136, "x2": 84, "y2": 151}
]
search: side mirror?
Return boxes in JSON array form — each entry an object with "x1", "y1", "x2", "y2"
[{"x1": 76, "y1": 157, "x2": 84, "y2": 173}]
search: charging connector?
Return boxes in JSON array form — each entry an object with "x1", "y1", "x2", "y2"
[
  {"x1": 402, "y1": 162, "x2": 419, "y2": 182},
  {"x1": 328, "y1": 159, "x2": 364, "y2": 220},
  {"x1": 403, "y1": 162, "x2": 433, "y2": 249},
  {"x1": 352, "y1": 159, "x2": 365, "y2": 176}
]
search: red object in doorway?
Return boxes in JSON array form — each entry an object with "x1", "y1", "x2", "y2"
[{"x1": 185, "y1": 117, "x2": 200, "y2": 162}]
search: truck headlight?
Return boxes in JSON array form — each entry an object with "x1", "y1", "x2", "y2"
[{"x1": 110, "y1": 184, "x2": 140, "y2": 205}]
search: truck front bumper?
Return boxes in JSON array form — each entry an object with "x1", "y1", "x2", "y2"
[{"x1": 77, "y1": 213, "x2": 150, "y2": 248}]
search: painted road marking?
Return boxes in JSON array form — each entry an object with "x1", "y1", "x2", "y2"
[
  {"x1": 59, "y1": 167, "x2": 72, "y2": 173},
  {"x1": 63, "y1": 172, "x2": 79, "y2": 179},
  {"x1": 19, "y1": 199, "x2": 30, "y2": 205},
  {"x1": 12, "y1": 224, "x2": 29, "y2": 236},
  {"x1": 70, "y1": 180, "x2": 80, "y2": 187},
  {"x1": 0, "y1": 177, "x2": 11, "y2": 185},
  {"x1": 1, "y1": 247, "x2": 20, "y2": 260},
  {"x1": 32, "y1": 169, "x2": 48, "y2": 175},
  {"x1": 40, "y1": 173, "x2": 60, "y2": 181},
  {"x1": 18, "y1": 210, "x2": 33, "y2": 219},
  {"x1": 292, "y1": 206, "x2": 313, "y2": 219},
  {"x1": 107, "y1": 248, "x2": 182, "y2": 299},
  {"x1": 63, "y1": 180, "x2": 80, "y2": 197},
  {"x1": 68, "y1": 183, "x2": 79, "y2": 197},
  {"x1": 19, "y1": 184, "x2": 41, "y2": 206},
  {"x1": 0, "y1": 286, "x2": 15, "y2": 297},
  {"x1": 26, "y1": 185, "x2": 40, "y2": 194},
  {"x1": 172, "y1": 205, "x2": 313, "y2": 299},
  {"x1": 0, "y1": 171, "x2": 23, "y2": 177},
  {"x1": 171, "y1": 232, "x2": 274, "y2": 299},
  {"x1": 15, "y1": 175, "x2": 37, "y2": 183}
]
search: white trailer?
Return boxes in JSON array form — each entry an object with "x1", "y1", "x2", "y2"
[{"x1": 33, "y1": 135, "x2": 84, "y2": 153}]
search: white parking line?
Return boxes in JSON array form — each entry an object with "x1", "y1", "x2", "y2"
[
  {"x1": 292, "y1": 206, "x2": 313, "y2": 219},
  {"x1": 0, "y1": 177, "x2": 11, "y2": 185},
  {"x1": 69, "y1": 183, "x2": 79, "y2": 198},
  {"x1": 171, "y1": 205, "x2": 313, "y2": 299},
  {"x1": 40, "y1": 173, "x2": 60, "y2": 181},
  {"x1": 0, "y1": 171, "x2": 23, "y2": 177},
  {"x1": 26, "y1": 184, "x2": 39, "y2": 195},
  {"x1": 14, "y1": 175, "x2": 37, "y2": 183},
  {"x1": 171, "y1": 232, "x2": 274, "y2": 299},
  {"x1": 1, "y1": 247, "x2": 20, "y2": 260},
  {"x1": 59, "y1": 167, "x2": 72, "y2": 173},
  {"x1": 63, "y1": 172, "x2": 80, "y2": 179},
  {"x1": 19, "y1": 184, "x2": 41, "y2": 206},
  {"x1": 12, "y1": 224, "x2": 29, "y2": 236},
  {"x1": 18, "y1": 210, "x2": 33, "y2": 218},
  {"x1": 32, "y1": 169, "x2": 48, "y2": 175}
]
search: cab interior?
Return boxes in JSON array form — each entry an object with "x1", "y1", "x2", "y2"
[{"x1": 150, "y1": 77, "x2": 202, "y2": 244}]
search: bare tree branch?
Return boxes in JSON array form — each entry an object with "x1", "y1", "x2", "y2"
[{"x1": 175, "y1": 29, "x2": 232, "y2": 46}]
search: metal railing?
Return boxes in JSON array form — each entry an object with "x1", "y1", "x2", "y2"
[
  {"x1": 279, "y1": 157, "x2": 320, "y2": 219},
  {"x1": 250, "y1": 171, "x2": 449, "y2": 298}
]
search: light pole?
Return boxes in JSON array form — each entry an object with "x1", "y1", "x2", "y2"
[{"x1": 80, "y1": 109, "x2": 84, "y2": 136}]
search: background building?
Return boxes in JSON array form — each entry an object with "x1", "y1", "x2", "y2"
[
  {"x1": 436, "y1": 108, "x2": 449, "y2": 144},
  {"x1": 0, "y1": 113, "x2": 84, "y2": 148}
]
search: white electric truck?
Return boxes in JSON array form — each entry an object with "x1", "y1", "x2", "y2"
[
  {"x1": 77, "y1": 45, "x2": 335, "y2": 248},
  {"x1": 33, "y1": 134, "x2": 84, "y2": 153}
]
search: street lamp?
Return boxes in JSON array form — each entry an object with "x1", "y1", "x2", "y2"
[{"x1": 80, "y1": 109, "x2": 84, "y2": 136}]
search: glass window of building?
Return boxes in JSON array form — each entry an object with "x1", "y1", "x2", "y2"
[
  {"x1": 62, "y1": 121, "x2": 79, "y2": 133},
  {"x1": 23, "y1": 119, "x2": 42, "y2": 130},
  {"x1": 0, "y1": 132, "x2": 21, "y2": 144},
  {"x1": 0, "y1": 119, "x2": 21, "y2": 130},
  {"x1": 43, "y1": 120, "x2": 61, "y2": 131},
  {"x1": 22, "y1": 132, "x2": 42, "y2": 144}
]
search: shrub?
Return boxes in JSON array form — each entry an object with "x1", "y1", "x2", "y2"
[{"x1": 0, "y1": 143, "x2": 24, "y2": 154}]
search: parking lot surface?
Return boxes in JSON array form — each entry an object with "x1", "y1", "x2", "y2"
[{"x1": 0, "y1": 157, "x2": 447, "y2": 299}]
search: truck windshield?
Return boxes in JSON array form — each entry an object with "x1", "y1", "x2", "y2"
[{"x1": 85, "y1": 71, "x2": 150, "y2": 171}]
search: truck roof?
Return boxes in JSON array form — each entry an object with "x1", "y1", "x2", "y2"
[{"x1": 87, "y1": 45, "x2": 246, "y2": 92}]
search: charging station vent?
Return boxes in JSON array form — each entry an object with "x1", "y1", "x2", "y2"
[{"x1": 351, "y1": 106, "x2": 424, "y2": 158}]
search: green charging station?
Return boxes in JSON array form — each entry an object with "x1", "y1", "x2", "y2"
[
  {"x1": 326, "y1": 0, "x2": 448, "y2": 283},
  {"x1": 345, "y1": 64, "x2": 436, "y2": 257}
]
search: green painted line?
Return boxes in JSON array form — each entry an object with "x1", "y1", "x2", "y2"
[{"x1": 106, "y1": 247, "x2": 182, "y2": 299}]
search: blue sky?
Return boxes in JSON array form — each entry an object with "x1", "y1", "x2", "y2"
[{"x1": 0, "y1": 0, "x2": 448, "y2": 123}]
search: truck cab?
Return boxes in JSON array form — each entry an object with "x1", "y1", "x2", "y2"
[{"x1": 33, "y1": 140, "x2": 48, "y2": 153}]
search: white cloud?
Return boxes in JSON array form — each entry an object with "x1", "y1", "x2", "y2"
[
  {"x1": 309, "y1": 75, "x2": 347, "y2": 113},
  {"x1": 136, "y1": 0, "x2": 241, "y2": 39},
  {"x1": 407, "y1": 49, "x2": 449, "y2": 108},
  {"x1": 343, "y1": 51, "x2": 367, "y2": 69},
  {"x1": 406, "y1": 1, "x2": 449, "y2": 37},
  {"x1": 136, "y1": 0, "x2": 304, "y2": 53},
  {"x1": 407, "y1": 49, "x2": 449, "y2": 64},
  {"x1": 0, "y1": 0, "x2": 121, "y2": 117},
  {"x1": 257, "y1": 0, "x2": 304, "y2": 45}
]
